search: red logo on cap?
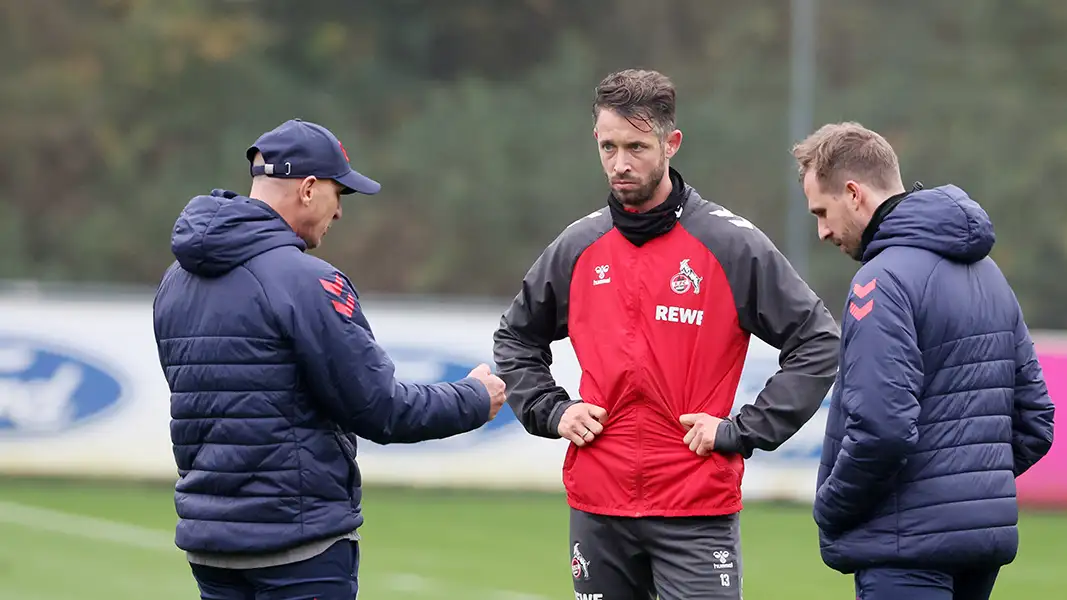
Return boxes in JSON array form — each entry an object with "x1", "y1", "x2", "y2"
[{"x1": 338, "y1": 141, "x2": 349, "y2": 162}]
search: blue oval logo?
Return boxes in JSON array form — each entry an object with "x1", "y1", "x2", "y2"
[
  {"x1": 0, "y1": 338, "x2": 127, "y2": 437},
  {"x1": 387, "y1": 346, "x2": 517, "y2": 435}
]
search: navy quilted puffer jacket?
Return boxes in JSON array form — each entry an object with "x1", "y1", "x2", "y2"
[
  {"x1": 814, "y1": 184, "x2": 1055, "y2": 573},
  {"x1": 153, "y1": 189, "x2": 491, "y2": 555}
]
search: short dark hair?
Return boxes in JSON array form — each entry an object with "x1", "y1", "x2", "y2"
[
  {"x1": 791, "y1": 122, "x2": 901, "y2": 192},
  {"x1": 593, "y1": 69, "x2": 677, "y2": 138}
]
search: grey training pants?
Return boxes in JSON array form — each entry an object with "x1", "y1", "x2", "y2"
[{"x1": 569, "y1": 508, "x2": 743, "y2": 600}]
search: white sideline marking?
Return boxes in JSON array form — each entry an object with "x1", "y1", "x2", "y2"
[
  {"x1": 0, "y1": 500, "x2": 551, "y2": 599},
  {"x1": 0, "y1": 499, "x2": 178, "y2": 552},
  {"x1": 384, "y1": 572, "x2": 435, "y2": 593}
]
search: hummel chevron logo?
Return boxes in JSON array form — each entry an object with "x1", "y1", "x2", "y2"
[
  {"x1": 853, "y1": 278, "x2": 877, "y2": 299},
  {"x1": 320, "y1": 273, "x2": 357, "y2": 318},
  {"x1": 320, "y1": 274, "x2": 344, "y2": 297},
  {"x1": 849, "y1": 300, "x2": 874, "y2": 321}
]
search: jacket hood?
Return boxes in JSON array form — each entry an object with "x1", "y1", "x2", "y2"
[
  {"x1": 171, "y1": 189, "x2": 306, "y2": 277},
  {"x1": 863, "y1": 185, "x2": 995, "y2": 264}
]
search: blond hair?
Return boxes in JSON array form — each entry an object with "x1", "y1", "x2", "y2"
[{"x1": 791, "y1": 122, "x2": 901, "y2": 191}]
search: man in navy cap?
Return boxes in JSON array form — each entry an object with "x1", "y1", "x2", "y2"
[
  {"x1": 153, "y1": 119, "x2": 507, "y2": 599},
  {"x1": 245, "y1": 118, "x2": 382, "y2": 249}
]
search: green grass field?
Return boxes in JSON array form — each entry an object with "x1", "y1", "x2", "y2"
[{"x1": 0, "y1": 477, "x2": 1063, "y2": 599}]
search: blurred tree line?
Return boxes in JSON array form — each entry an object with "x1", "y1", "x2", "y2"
[{"x1": 3, "y1": 0, "x2": 1066, "y2": 328}]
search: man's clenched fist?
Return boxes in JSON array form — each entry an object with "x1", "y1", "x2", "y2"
[
  {"x1": 680, "y1": 413, "x2": 723, "y2": 456},
  {"x1": 558, "y1": 403, "x2": 608, "y2": 447},
  {"x1": 468, "y1": 364, "x2": 507, "y2": 419}
]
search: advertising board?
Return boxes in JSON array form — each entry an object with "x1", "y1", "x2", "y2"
[
  {"x1": 1015, "y1": 338, "x2": 1067, "y2": 507},
  {"x1": 0, "y1": 289, "x2": 1062, "y2": 507}
]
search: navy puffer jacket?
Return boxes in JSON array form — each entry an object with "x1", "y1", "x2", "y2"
[
  {"x1": 153, "y1": 190, "x2": 491, "y2": 555},
  {"x1": 814, "y1": 184, "x2": 1055, "y2": 573}
]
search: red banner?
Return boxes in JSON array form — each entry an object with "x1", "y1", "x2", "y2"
[{"x1": 1016, "y1": 336, "x2": 1067, "y2": 508}]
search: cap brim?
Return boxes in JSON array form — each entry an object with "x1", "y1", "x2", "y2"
[{"x1": 335, "y1": 169, "x2": 381, "y2": 196}]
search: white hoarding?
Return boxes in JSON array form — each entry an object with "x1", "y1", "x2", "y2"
[{"x1": 0, "y1": 290, "x2": 829, "y2": 502}]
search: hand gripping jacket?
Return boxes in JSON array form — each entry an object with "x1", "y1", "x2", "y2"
[{"x1": 494, "y1": 172, "x2": 841, "y2": 517}]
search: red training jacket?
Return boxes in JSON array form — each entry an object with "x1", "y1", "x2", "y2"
[{"x1": 494, "y1": 169, "x2": 840, "y2": 518}]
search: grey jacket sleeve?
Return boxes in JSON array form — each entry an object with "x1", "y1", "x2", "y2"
[
  {"x1": 685, "y1": 204, "x2": 841, "y2": 458},
  {"x1": 493, "y1": 211, "x2": 611, "y2": 439}
]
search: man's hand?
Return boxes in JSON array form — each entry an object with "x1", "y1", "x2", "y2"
[
  {"x1": 680, "y1": 413, "x2": 724, "y2": 456},
  {"x1": 468, "y1": 364, "x2": 507, "y2": 419},
  {"x1": 557, "y1": 403, "x2": 608, "y2": 447}
]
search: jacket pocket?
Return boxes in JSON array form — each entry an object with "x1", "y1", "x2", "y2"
[
  {"x1": 561, "y1": 445, "x2": 580, "y2": 492},
  {"x1": 710, "y1": 451, "x2": 742, "y2": 486}
]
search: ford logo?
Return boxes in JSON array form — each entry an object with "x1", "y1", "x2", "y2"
[
  {"x1": 387, "y1": 346, "x2": 517, "y2": 434},
  {"x1": 0, "y1": 338, "x2": 127, "y2": 436}
]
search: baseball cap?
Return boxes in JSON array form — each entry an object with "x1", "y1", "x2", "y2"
[{"x1": 246, "y1": 119, "x2": 381, "y2": 195}]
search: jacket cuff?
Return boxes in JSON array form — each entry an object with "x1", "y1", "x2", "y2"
[
  {"x1": 812, "y1": 489, "x2": 844, "y2": 536},
  {"x1": 457, "y1": 376, "x2": 493, "y2": 424},
  {"x1": 812, "y1": 502, "x2": 834, "y2": 533},
  {"x1": 713, "y1": 419, "x2": 745, "y2": 455},
  {"x1": 546, "y1": 399, "x2": 582, "y2": 439}
]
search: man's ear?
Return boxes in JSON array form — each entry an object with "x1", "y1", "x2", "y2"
[
  {"x1": 844, "y1": 180, "x2": 862, "y2": 211},
  {"x1": 664, "y1": 129, "x2": 683, "y2": 158},
  {"x1": 298, "y1": 176, "x2": 317, "y2": 205}
]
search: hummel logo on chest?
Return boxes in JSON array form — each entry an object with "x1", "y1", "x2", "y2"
[{"x1": 593, "y1": 265, "x2": 611, "y2": 286}]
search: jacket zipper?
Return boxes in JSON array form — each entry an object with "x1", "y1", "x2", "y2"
[
  {"x1": 635, "y1": 398, "x2": 644, "y2": 517},
  {"x1": 334, "y1": 431, "x2": 358, "y2": 497},
  {"x1": 629, "y1": 248, "x2": 645, "y2": 517}
]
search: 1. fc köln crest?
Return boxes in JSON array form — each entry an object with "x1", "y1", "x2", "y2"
[
  {"x1": 670, "y1": 258, "x2": 703, "y2": 295},
  {"x1": 571, "y1": 542, "x2": 590, "y2": 580}
]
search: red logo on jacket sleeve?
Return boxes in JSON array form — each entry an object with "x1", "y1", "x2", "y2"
[
  {"x1": 848, "y1": 277, "x2": 877, "y2": 321},
  {"x1": 319, "y1": 273, "x2": 356, "y2": 318},
  {"x1": 852, "y1": 278, "x2": 877, "y2": 299},
  {"x1": 849, "y1": 300, "x2": 873, "y2": 321}
]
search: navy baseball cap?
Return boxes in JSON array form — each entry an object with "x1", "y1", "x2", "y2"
[{"x1": 246, "y1": 119, "x2": 380, "y2": 195}]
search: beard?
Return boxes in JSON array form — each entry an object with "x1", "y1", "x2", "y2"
[
  {"x1": 610, "y1": 159, "x2": 666, "y2": 208},
  {"x1": 846, "y1": 240, "x2": 864, "y2": 261},
  {"x1": 838, "y1": 220, "x2": 865, "y2": 262}
]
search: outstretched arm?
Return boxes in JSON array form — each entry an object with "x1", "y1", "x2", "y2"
[{"x1": 284, "y1": 268, "x2": 492, "y2": 445}]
